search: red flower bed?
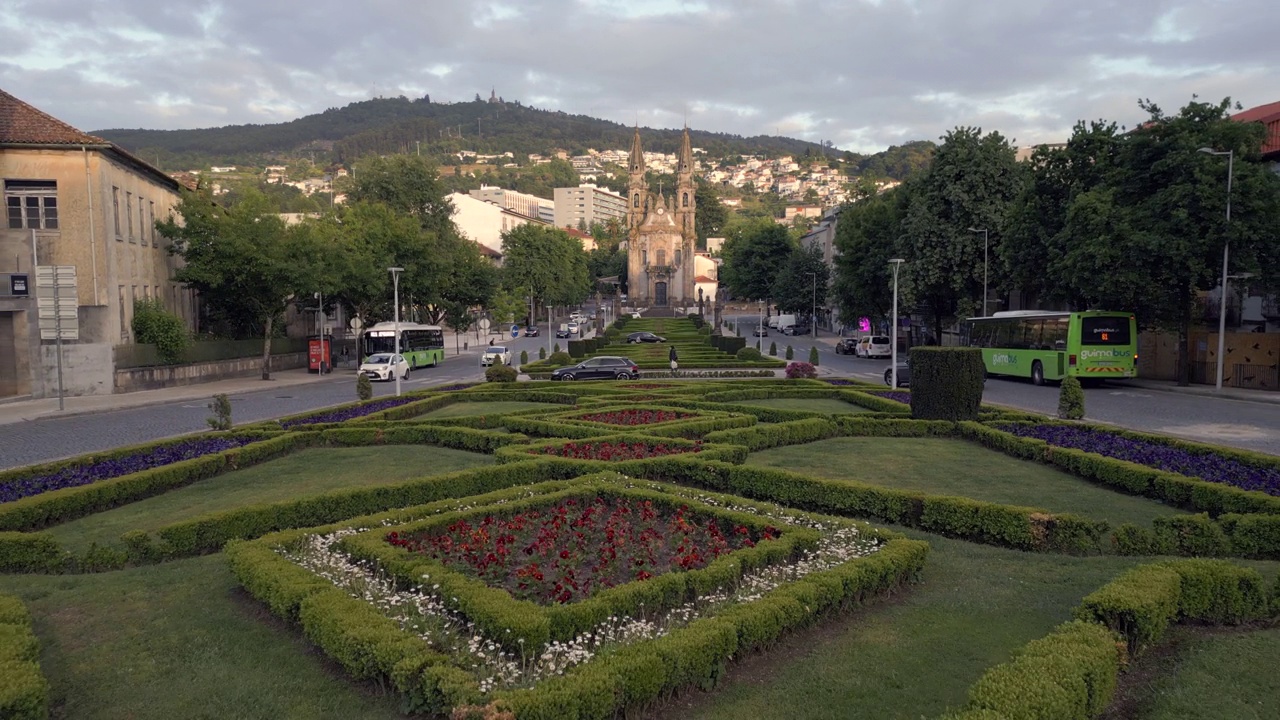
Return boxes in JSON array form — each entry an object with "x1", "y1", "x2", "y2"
[
  {"x1": 534, "y1": 440, "x2": 701, "y2": 460},
  {"x1": 576, "y1": 409, "x2": 695, "y2": 425},
  {"x1": 621, "y1": 383, "x2": 672, "y2": 389},
  {"x1": 385, "y1": 496, "x2": 777, "y2": 604}
]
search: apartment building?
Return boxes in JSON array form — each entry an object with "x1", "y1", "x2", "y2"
[
  {"x1": 552, "y1": 183, "x2": 626, "y2": 229},
  {"x1": 0, "y1": 88, "x2": 193, "y2": 399},
  {"x1": 468, "y1": 185, "x2": 553, "y2": 223}
]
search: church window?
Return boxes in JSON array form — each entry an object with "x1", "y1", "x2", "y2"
[
  {"x1": 675, "y1": 250, "x2": 681, "y2": 266},
  {"x1": 633, "y1": 193, "x2": 640, "y2": 208},
  {"x1": 682, "y1": 192, "x2": 689, "y2": 208},
  {"x1": 642, "y1": 249, "x2": 647, "y2": 265},
  {"x1": 656, "y1": 249, "x2": 666, "y2": 266}
]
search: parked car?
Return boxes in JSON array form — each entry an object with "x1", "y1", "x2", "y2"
[
  {"x1": 858, "y1": 336, "x2": 892, "y2": 359},
  {"x1": 782, "y1": 324, "x2": 811, "y2": 336},
  {"x1": 550, "y1": 356, "x2": 640, "y2": 381},
  {"x1": 481, "y1": 346, "x2": 511, "y2": 366},
  {"x1": 359, "y1": 353, "x2": 409, "y2": 382},
  {"x1": 627, "y1": 331, "x2": 666, "y2": 343},
  {"x1": 835, "y1": 338, "x2": 860, "y2": 355},
  {"x1": 884, "y1": 361, "x2": 910, "y2": 388},
  {"x1": 752, "y1": 325, "x2": 769, "y2": 337},
  {"x1": 524, "y1": 325, "x2": 540, "y2": 337}
]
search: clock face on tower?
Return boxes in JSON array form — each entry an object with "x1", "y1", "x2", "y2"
[{"x1": 656, "y1": 207, "x2": 664, "y2": 215}]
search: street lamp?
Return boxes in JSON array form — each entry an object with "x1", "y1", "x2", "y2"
[
  {"x1": 805, "y1": 271, "x2": 817, "y2": 340},
  {"x1": 388, "y1": 267, "x2": 404, "y2": 397},
  {"x1": 889, "y1": 259, "x2": 905, "y2": 389},
  {"x1": 1198, "y1": 147, "x2": 1233, "y2": 391},
  {"x1": 757, "y1": 299, "x2": 764, "y2": 351},
  {"x1": 967, "y1": 227, "x2": 989, "y2": 317}
]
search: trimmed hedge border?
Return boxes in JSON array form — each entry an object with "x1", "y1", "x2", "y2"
[
  {"x1": 0, "y1": 594, "x2": 49, "y2": 720},
  {"x1": 494, "y1": 434, "x2": 748, "y2": 466}
]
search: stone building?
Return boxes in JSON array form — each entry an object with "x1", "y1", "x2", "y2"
[
  {"x1": 625, "y1": 127, "x2": 696, "y2": 309},
  {"x1": 0, "y1": 88, "x2": 193, "y2": 399}
]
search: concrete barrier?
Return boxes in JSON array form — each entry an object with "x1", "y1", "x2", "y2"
[{"x1": 113, "y1": 352, "x2": 309, "y2": 393}]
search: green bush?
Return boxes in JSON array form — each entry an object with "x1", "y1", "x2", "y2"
[
  {"x1": 131, "y1": 297, "x2": 189, "y2": 365},
  {"x1": 547, "y1": 351, "x2": 572, "y2": 366},
  {"x1": 908, "y1": 347, "x2": 985, "y2": 421},
  {"x1": 785, "y1": 345, "x2": 794, "y2": 360},
  {"x1": 736, "y1": 347, "x2": 763, "y2": 361},
  {"x1": 553, "y1": 343, "x2": 561, "y2": 353},
  {"x1": 519, "y1": 350, "x2": 528, "y2": 365},
  {"x1": 808, "y1": 346, "x2": 819, "y2": 366},
  {"x1": 1074, "y1": 564, "x2": 1181, "y2": 652},
  {"x1": 1164, "y1": 558, "x2": 1270, "y2": 624},
  {"x1": 1110, "y1": 524, "x2": 1166, "y2": 555},
  {"x1": 0, "y1": 532, "x2": 65, "y2": 573},
  {"x1": 1058, "y1": 376, "x2": 1085, "y2": 419},
  {"x1": 356, "y1": 374, "x2": 373, "y2": 401},
  {"x1": 768, "y1": 341, "x2": 777, "y2": 356},
  {"x1": 207, "y1": 393, "x2": 232, "y2": 431},
  {"x1": 567, "y1": 340, "x2": 586, "y2": 358},
  {"x1": 0, "y1": 594, "x2": 49, "y2": 720},
  {"x1": 720, "y1": 336, "x2": 746, "y2": 354},
  {"x1": 538, "y1": 346, "x2": 546, "y2": 360},
  {"x1": 484, "y1": 364, "x2": 517, "y2": 383},
  {"x1": 1153, "y1": 514, "x2": 1231, "y2": 557}
]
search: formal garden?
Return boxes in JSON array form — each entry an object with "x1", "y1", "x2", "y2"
[{"x1": 1, "y1": 361, "x2": 1279, "y2": 719}]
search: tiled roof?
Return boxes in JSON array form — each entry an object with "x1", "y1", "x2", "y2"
[
  {"x1": 1232, "y1": 100, "x2": 1280, "y2": 157},
  {"x1": 0, "y1": 88, "x2": 106, "y2": 145}
]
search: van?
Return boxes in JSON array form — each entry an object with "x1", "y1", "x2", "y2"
[{"x1": 770, "y1": 314, "x2": 796, "y2": 331}]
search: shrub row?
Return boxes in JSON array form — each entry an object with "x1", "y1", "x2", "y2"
[
  {"x1": 833, "y1": 417, "x2": 959, "y2": 438},
  {"x1": 491, "y1": 538, "x2": 929, "y2": 719},
  {"x1": 703, "y1": 418, "x2": 841, "y2": 452},
  {"x1": 0, "y1": 594, "x2": 48, "y2": 720},
  {"x1": 0, "y1": 432, "x2": 314, "y2": 532},
  {"x1": 315, "y1": 425, "x2": 525, "y2": 454},
  {"x1": 1108, "y1": 512, "x2": 1280, "y2": 560},
  {"x1": 626, "y1": 459, "x2": 1107, "y2": 553},
  {"x1": 837, "y1": 390, "x2": 913, "y2": 414},
  {"x1": 493, "y1": 434, "x2": 748, "y2": 466},
  {"x1": 0, "y1": 533, "x2": 63, "y2": 573}
]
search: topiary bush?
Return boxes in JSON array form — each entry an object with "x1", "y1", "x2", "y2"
[
  {"x1": 539, "y1": 346, "x2": 547, "y2": 360},
  {"x1": 519, "y1": 350, "x2": 529, "y2": 365},
  {"x1": 785, "y1": 345, "x2": 794, "y2": 360},
  {"x1": 808, "y1": 346, "x2": 820, "y2": 366},
  {"x1": 785, "y1": 362, "x2": 817, "y2": 379},
  {"x1": 769, "y1": 341, "x2": 777, "y2": 356},
  {"x1": 1058, "y1": 375, "x2": 1085, "y2": 419},
  {"x1": 485, "y1": 364, "x2": 518, "y2": 383},
  {"x1": 553, "y1": 343, "x2": 561, "y2": 353},
  {"x1": 356, "y1": 373, "x2": 373, "y2": 401},
  {"x1": 548, "y1": 351, "x2": 573, "y2": 366},
  {"x1": 908, "y1": 347, "x2": 985, "y2": 421},
  {"x1": 567, "y1": 340, "x2": 586, "y2": 358},
  {"x1": 736, "y1": 347, "x2": 763, "y2": 361},
  {"x1": 131, "y1": 297, "x2": 190, "y2": 365}
]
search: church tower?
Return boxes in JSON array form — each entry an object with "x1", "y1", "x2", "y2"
[
  {"x1": 675, "y1": 126, "x2": 696, "y2": 241},
  {"x1": 627, "y1": 127, "x2": 647, "y2": 234}
]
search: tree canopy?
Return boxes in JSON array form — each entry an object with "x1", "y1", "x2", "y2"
[{"x1": 718, "y1": 218, "x2": 795, "y2": 302}]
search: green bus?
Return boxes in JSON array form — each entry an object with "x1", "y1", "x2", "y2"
[
  {"x1": 361, "y1": 322, "x2": 446, "y2": 368},
  {"x1": 963, "y1": 311, "x2": 1137, "y2": 385}
]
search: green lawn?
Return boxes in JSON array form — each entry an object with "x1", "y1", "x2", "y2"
[
  {"x1": 734, "y1": 398, "x2": 872, "y2": 414},
  {"x1": 0, "y1": 554, "x2": 403, "y2": 720},
  {"x1": 414, "y1": 400, "x2": 560, "y2": 419},
  {"x1": 46, "y1": 446, "x2": 494, "y2": 552},
  {"x1": 747, "y1": 437, "x2": 1186, "y2": 527}
]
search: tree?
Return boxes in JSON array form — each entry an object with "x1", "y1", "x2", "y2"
[
  {"x1": 832, "y1": 188, "x2": 905, "y2": 327},
  {"x1": 501, "y1": 224, "x2": 591, "y2": 310},
  {"x1": 718, "y1": 218, "x2": 795, "y2": 303},
  {"x1": 772, "y1": 245, "x2": 829, "y2": 315},
  {"x1": 694, "y1": 182, "x2": 728, "y2": 247},
  {"x1": 158, "y1": 188, "x2": 317, "y2": 379},
  {"x1": 899, "y1": 127, "x2": 1025, "y2": 341}
]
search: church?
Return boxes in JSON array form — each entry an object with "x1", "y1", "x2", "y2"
[{"x1": 625, "y1": 127, "x2": 696, "y2": 309}]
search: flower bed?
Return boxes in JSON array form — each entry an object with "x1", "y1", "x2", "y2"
[
  {"x1": 535, "y1": 439, "x2": 702, "y2": 461},
  {"x1": 0, "y1": 435, "x2": 260, "y2": 503},
  {"x1": 280, "y1": 395, "x2": 422, "y2": 428},
  {"x1": 386, "y1": 495, "x2": 776, "y2": 604},
  {"x1": 573, "y1": 408, "x2": 696, "y2": 426},
  {"x1": 993, "y1": 423, "x2": 1280, "y2": 496},
  {"x1": 868, "y1": 390, "x2": 912, "y2": 405}
]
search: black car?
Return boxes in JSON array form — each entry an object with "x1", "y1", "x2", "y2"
[
  {"x1": 524, "y1": 325, "x2": 540, "y2": 337},
  {"x1": 782, "y1": 324, "x2": 811, "y2": 336},
  {"x1": 884, "y1": 361, "x2": 910, "y2": 388},
  {"x1": 835, "y1": 338, "x2": 859, "y2": 355},
  {"x1": 555, "y1": 328, "x2": 572, "y2": 338},
  {"x1": 752, "y1": 325, "x2": 768, "y2": 337},
  {"x1": 550, "y1": 356, "x2": 640, "y2": 381},
  {"x1": 626, "y1": 331, "x2": 666, "y2": 343}
]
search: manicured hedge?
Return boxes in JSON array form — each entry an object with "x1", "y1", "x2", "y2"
[
  {"x1": 316, "y1": 425, "x2": 525, "y2": 454},
  {"x1": 493, "y1": 434, "x2": 748, "y2": 466},
  {"x1": 837, "y1": 390, "x2": 913, "y2": 414},
  {"x1": 0, "y1": 594, "x2": 49, "y2": 720},
  {"x1": 908, "y1": 347, "x2": 985, "y2": 421},
  {"x1": 703, "y1": 418, "x2": 841, "y2": 451},
  {"x1": 0, "y1": 533, "x2": 64, "y2": 573}
]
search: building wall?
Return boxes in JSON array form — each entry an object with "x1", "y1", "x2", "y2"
[
  {"x1": 553, "y1": 184, "x2": 626, "y2": 229},
  {"x1": 0, "y1": 146, "x2": 189, "y2": 397}
]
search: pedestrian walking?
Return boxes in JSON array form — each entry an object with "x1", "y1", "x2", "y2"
[{"x1": 669, "y1": 345, "x2": 678, "y2": 376}]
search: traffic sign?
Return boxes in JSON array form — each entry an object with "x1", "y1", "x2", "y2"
[
  {"x1": 36, "y1": 266, "x2": 78, "y2": 341},
  {"x1": 510, "y1": 324, "x2": 520, "y2": 338},
  {"x1": 478, "y1": 318, "x2": 491, "y2": 331}
]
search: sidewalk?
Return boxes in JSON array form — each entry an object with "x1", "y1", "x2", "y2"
[{"x1": 1116, "y1": 378, "x2": 1280, "y2": 406}]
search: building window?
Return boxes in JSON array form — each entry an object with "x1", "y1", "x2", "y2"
[
  {"x1": 675, "y1": 249, "x2": 681, "y2": 266},
  {"x1": 682, "y1": 192, "x2": 689, "y2": 208},
  {"x1": 112, "y1": 187, "x2": 121, "y2": 238},
  {"x1": 633, "y1": 193, "x2": 640, "y2": 208},
  {"x1": 149, "y1": 201, "x2": 156, "y2": 248},
  {"x1": 126, "y1": 193, "x2": 135, "y2": 242},
  {"x1": 139, "y1": 201, "x2": 147, "y2": 246},
  {"x1": 656, "y1": 249, "x2": 666, "y2": 266},
  {"x1": 5, "y1": 180, "x2": 59, "y2": 230}
]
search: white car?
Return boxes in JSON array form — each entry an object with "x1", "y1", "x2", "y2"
[
  {"x1": 359, "y1": 353, "x2": 409, "y2": 381},
  {"x1": 481, "y1": 346, "x2": 511, "y2": 366},
  {"x1": 567, "y1": 321, "x2": 581, "y2": 335},
  {"x1": 858, "y1": 336, "x2": 892, "y2": 359}
]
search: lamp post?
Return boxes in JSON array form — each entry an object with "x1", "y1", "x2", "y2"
[
  {"x1": 805, "y1": 271, "x2": 817, "y2": 340},
  {"x1": 889, "y1": 259, "x2": 905, "y2": 389},
  {"x1": 314, "y1": 290, "x2": 326, "y2": 374},
  {"x1": 388, "y1": 267, "x2": 404, "y2": 397},
  {"x1": 757, "y1": 299, "x2": 763, "y2": 351},
  {"x1": 1198, "y1": 147, "x2": 1233, "y2": 391},
  {"x1": 967, "y1": 227, "x2": 989, "y2": 316}
]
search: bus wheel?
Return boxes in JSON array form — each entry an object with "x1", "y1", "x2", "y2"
[{"x1": 1031, "y1": 361, "x2": 1045, "y2": 386}]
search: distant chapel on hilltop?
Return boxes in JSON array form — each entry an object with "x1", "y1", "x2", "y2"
[{"x1": 625, "y1": 127, "x2": 696, "y2": 308}]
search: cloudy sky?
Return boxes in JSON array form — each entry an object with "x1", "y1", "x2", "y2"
[{"x1": 2, "y1": 0, "x2": 1274, "y2": 153}]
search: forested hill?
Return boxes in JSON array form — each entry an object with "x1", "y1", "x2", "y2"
[{"x1": 92, "y1": 94, "x2": 846, "y2": 170}]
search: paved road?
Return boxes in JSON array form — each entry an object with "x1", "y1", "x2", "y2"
[{"x1": 726, "y1": 314, "x2": 1280, "y2": 457}]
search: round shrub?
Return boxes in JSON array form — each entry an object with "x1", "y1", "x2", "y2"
[
  {"x1": 785, "y1": 361, "x2": 817, "y2": 379},
  {"x1": 736, "y1": 347, "x2": 763, "y2": 361},
  {"x1": 539, "y1": 346, "x2": 547, "y2": 360},
  {"x1": 785, "y1": 345, "x2": 794, "y2": 360},
  {"x1": 1058, "y1": 376, "x2": 1085, "y2": 419},
  {"x1": 485, "y1": 364, "x2": 518, "y2": 383},
  {"x1": 808, "y1": 345, "x2": 820, "y2": 366},
  {"x1": 554, "y1": 343, "x2": 561, "y2": 353},
  {"x1": 548, "y1": 351, "x2": 573, "y2": 366},
  {"x1": 131, "y1": 297, "x2": 190, "y2": 364},
  {"x1": 909, "y1": 347, "x2": 985, "y2": 421},
  {"x1": 769, "y1": 341, "x2": 777, "y2": 356},
  {"x1": 520, "y1": 349, "x2": 529, "y2": 365},
  {"x1": 355, "y1": 373, "x2": 373, "y2": 400}
]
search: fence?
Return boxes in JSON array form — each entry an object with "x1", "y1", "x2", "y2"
[
  {"x1": 1233, "y1": 364, "x2": 1279, "y2": 391},
  {"x1": 114, "y1": 337, "x2": 310, "y2": 369}
]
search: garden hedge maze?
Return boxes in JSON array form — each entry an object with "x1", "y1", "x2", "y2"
[{"x1": 1, "y1": 377, "x2": 1278, "y2": 719}]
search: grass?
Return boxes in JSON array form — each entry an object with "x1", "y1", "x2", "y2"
[
  {"x1": 0, "y1": 554, "x2": 403, "y2": 720},
  {"x1": 747, "y1": 437, "x2": 1186, "y2": 527},
  {"x1": 413, "y1": 400, "x2": 561, "y2": 419},
  {"x1": 45, "y1": 446, "x2": 494, "y2": 552},
  {"x1": 734, "y1": 398, "x2": 872, "y2": 414}
]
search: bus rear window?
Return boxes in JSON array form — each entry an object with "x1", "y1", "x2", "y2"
[{"x1": 1079, "y1": 317, "x2": 1130, "y2": 346}]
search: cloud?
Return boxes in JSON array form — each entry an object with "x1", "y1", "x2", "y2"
[{"x1": 0, "y1": 0, "x2": 1274, "y2": 153}]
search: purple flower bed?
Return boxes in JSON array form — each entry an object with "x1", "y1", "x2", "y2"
[
  {"x1": 823, "y1": 379, "x2": 858, "y2": 386},
  {"x1": 433, "y1": 383, "x2": 478, "y2": 392},
  {"x1": 868, "y1": 391, "x2": 912, "y2": 405},
  {"x1": 994, "y1": 423, "x2": 1280, "y2": 496},
  {"x1": 280, "y1": 396, "x2": 421, "y2": 428},
  {"x1": 1, "y1": 436, "x2": 259, "y2": 504}
]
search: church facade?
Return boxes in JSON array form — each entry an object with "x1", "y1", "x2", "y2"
[{"x1": 625, "y1": 127, "x2": 696, "y2": 308}]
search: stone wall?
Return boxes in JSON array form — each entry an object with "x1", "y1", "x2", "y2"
[{"x1": 113, "y1": 351, "x2": 309, "y2": 393}]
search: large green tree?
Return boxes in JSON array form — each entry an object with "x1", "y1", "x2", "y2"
[
  {"x1": 718, "y1": 217, "x2": 795, "y2": 304},
  {"x1": 500, "y1": 224, "x2": 592, "y2": 312},
  {"x1": 832, "y1": 188, "x2": 907, "y2": 328},
  {"x1": 694, "y1": 182, "x2": 728, "y2": 247},
  {"x1": 772, "y1": 244, "x2": 830, "y2": 316}
]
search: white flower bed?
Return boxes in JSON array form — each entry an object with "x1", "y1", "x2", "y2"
[{"x1": 277, "y1": 477, "x2": 883, "y2": 694}]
